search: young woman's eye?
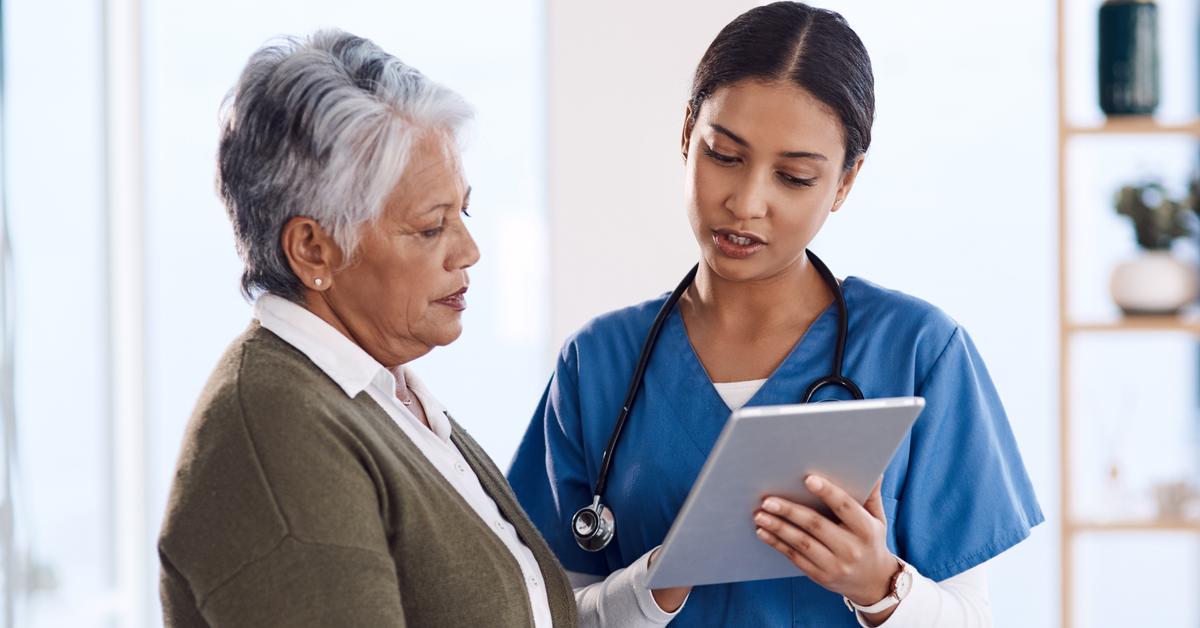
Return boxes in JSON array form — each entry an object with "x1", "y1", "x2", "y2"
[
  {"x1": 777, "y1": 172, "x2": 817, "y2": 188},
  {"x1": 703, "y1": 146, "x2": 739, "y2": 165},
  {"x1": 461, "y1": 206, "x2": 471, "y2": 218}
]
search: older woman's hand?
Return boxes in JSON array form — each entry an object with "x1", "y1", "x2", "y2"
[{"x1": 753, "y1": 475, "x2": 898, "y2": 618}]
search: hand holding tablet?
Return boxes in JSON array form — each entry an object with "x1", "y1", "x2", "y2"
[{"x1": 646, "y1": 397, "x2": 924, "y2": 589}]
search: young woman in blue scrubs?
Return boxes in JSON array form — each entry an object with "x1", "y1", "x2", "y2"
[{"x1": 509, "y1": 3, "x2": 1043, "y2": 626}]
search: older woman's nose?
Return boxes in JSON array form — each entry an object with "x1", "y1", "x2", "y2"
[{"x1": 448, "y1": 226, "x2": 481, "y2": 270}]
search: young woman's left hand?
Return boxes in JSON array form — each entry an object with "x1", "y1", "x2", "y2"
[{"x1": 754, "y1": 474, "x2": 897, "y2": 607}]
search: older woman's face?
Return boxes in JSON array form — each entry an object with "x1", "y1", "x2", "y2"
[{"x1": 325, "y1": 131, "x2": 478, "y2": 367}]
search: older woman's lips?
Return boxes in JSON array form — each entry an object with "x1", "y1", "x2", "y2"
[{"x1": 435, "y1": 288, "x2": 467, "y2": 312}]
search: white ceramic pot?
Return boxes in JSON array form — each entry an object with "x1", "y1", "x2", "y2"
[{"x1": 1109, "y1": 251, "x2": 1199, "y2": 315}]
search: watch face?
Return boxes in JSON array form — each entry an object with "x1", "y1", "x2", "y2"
[{"x1": 894, "y1": 569, "x2": 914, "y2": 599}]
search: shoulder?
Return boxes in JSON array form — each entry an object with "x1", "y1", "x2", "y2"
[
  {"x1": 207, "y1": 326, "x2": 386, "y2": 476},
  {"x1": 169, "y1": 322, "x2": 372, "y2": 524},
  {"x1": 236, "y1": 325, "x2": 342, "y2": 404},
  {"x1": 168, "y1": 320, "x2": 356, "y2": 485},
  {"x1": 160, "y1": 325, "x2": 305, "y2": 595},
  {"x1": 845, "y1": 277, "x2": 957, "y2": 333},
  {"x1": 555, "y1": 293, "x2": 670, "y2": 369},
  {"x1": 195, "y1": 324, "x2": 355, "y2": 431},
  {"x1": 162, "y1": 324, "x2": 392, "y2": 595},
  {"x1": 844, "y1": 277, "x2": 962, "y2": 364}
]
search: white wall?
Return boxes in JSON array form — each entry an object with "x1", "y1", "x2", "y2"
[{"x1": 545, "y1": 1, "x2": 1059, "y2": 626}]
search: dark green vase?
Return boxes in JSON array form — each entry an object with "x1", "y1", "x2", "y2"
[{"x1": 1098, "y1": 0, "x2": 1160, "y2": 116}]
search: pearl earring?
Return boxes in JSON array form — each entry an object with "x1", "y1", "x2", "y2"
[{"x1": 314, "y1": 278, "x2": 323, "y2": 287}]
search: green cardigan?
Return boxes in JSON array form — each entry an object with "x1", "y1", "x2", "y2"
[{"x1": 158, "y1": 323, "x2": 577, "y2": 627}]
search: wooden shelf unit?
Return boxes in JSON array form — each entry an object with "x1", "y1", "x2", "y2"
[
  {"x1": 1065, "y1": 316, "x2": 1200, "y2": 334},
  {"x1": 1056, "y1": 3, "x2": 1200, "y2": 628},
  {"x1": 1064, "y1": 117, "x2": 1200, "y2": 136},
  {"x1": 1069, "y1": 519, "x2": 1200, "y2": 534}
]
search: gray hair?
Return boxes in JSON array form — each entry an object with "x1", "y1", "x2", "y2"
[{"x1": 217, "y1": 29, "x2": 474, "y2": 301}]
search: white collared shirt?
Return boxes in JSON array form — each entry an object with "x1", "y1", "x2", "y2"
[{"x1": 254, "y1": 295, "x2": 682, "y2": 628}]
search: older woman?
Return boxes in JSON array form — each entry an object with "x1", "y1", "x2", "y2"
[{"x1": 158, "y1": 30, "x2": 686, "y2": 628}]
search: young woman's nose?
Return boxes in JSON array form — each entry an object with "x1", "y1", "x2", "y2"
[{"x1": 723, "y1": 170, "x2": 770, "y2": 221}]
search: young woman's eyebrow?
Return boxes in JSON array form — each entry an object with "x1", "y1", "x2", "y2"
[{"x1": 710, "y1": 123, "x2": 827, "y2": 161}]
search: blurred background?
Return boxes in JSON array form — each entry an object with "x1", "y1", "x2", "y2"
[{"x1": 0, "y1": 0, "x2": 1197, "y2": 626}]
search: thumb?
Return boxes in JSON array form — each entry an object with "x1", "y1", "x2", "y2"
[{"x1": 864, "y1": 477, "x2": 885, "y2": 522}]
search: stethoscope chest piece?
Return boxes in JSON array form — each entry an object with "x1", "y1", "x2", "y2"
[{"x1": 572, "y1": 496, "x2": 616, "y2": 552}]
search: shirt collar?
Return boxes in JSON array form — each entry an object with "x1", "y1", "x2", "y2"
[
  {"x1": 402, "y1": 368, "x2": 453, "y2": 442},
  {"x1": 253, "y1": 294, "x2": 455, "y2": 444},
  {"x1": 254, "y1": 294, "x2": 386, "y2": 398}
]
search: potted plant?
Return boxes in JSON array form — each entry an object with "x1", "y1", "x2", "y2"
[{"x1": 1110, "y1": 178, "x2": 1200, "y2": 315}]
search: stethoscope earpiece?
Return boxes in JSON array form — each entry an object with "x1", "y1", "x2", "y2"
[
  {"x1": 571, "y1": 497, "x2": 616, "y2": 552},
  {"x1": 572, "y1": 251, "x2": 862, "y2": 553}
]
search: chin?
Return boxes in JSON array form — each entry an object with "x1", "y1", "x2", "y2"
[
  {"x1": 704, "y1": 250, "x2": 775, "y2": 282},
  {"x1": 433, "y1": 323, "x2": 465, "y2": 347}
]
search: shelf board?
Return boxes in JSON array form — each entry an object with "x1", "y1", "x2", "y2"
[
  {"x1": 1066, "y1": 315, "x2": 1200, "y2": 334},
  {"x1": 1069, "y1": 519, "x2": 1200, "y2": 533},
  {"x1": 1065, "y1": 117, "x2": 1200, "y2": 136}
]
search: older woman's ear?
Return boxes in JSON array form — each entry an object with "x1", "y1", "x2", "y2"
[{"x1": 280, "y1": 216, "x2": 342, "y2": 291}]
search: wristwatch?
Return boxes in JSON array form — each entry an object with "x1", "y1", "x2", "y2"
[{"x1": 843, "y1": 559, "x2": 913, "y2": 615}]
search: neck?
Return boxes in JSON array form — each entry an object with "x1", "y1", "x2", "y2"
[
  {"x1": 391, "y1": 366, "x2": 409, "y2": 397},
  {"x1": 300, "y1": 289, "x2": 428, "y2": 367},
  {"x1": 682, "y1": 253, "x2": 834, "y2": 336}
]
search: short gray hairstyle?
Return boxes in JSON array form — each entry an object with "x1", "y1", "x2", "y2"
[{"x1": 217, "y1": 29, "x2": 474, "y2": 301}]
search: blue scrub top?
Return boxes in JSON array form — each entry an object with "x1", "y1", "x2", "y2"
[{"x1": 508, "y1": 276, "x2": 1043, "y2": 627}]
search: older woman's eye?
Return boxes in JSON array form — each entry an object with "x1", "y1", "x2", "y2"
[
  {"x1": 420, "y1": 225, "x2": 444, "y2": 238},
  {"x1": 703, "y1": 146, "x2": 739, "y2": 165}
]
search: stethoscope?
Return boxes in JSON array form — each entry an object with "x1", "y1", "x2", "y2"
[{"x1": 571, "y1": 249, "x2": 865, "y2": 552}]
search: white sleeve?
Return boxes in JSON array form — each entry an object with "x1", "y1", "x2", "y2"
[
  {"x1": 855, "y1": 561, "x2": 992, "y2": 628},
  {"x1": 571, "y1": 548, "x2": 689, "y2": 628}
]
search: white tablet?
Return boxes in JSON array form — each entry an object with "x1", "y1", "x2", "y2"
[{"x1": 646, "y1": 396, "x2": 924, "y2": 589}]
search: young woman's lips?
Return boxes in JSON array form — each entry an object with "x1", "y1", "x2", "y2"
[
  {"x1": 435, "y1": 288, "x2": 467, "y2": 312},
  {"x1": 712, "y1": 230, "x2": 766, "y2": 259}
]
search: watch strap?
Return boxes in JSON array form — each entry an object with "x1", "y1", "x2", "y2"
[
  {"x1": 842, "y1": 559, "x2": 909, "y2": 615},
  {"x1": 843, "y1": 591, "x2": 900, "y2": 614}
]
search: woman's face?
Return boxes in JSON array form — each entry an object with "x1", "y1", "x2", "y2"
[
  {"x1": 325, "y1": 131, "x2": 479, "y2": 367},
  {"x1": 683, "y1": 79, "x2": 860, "y2": 283}
]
